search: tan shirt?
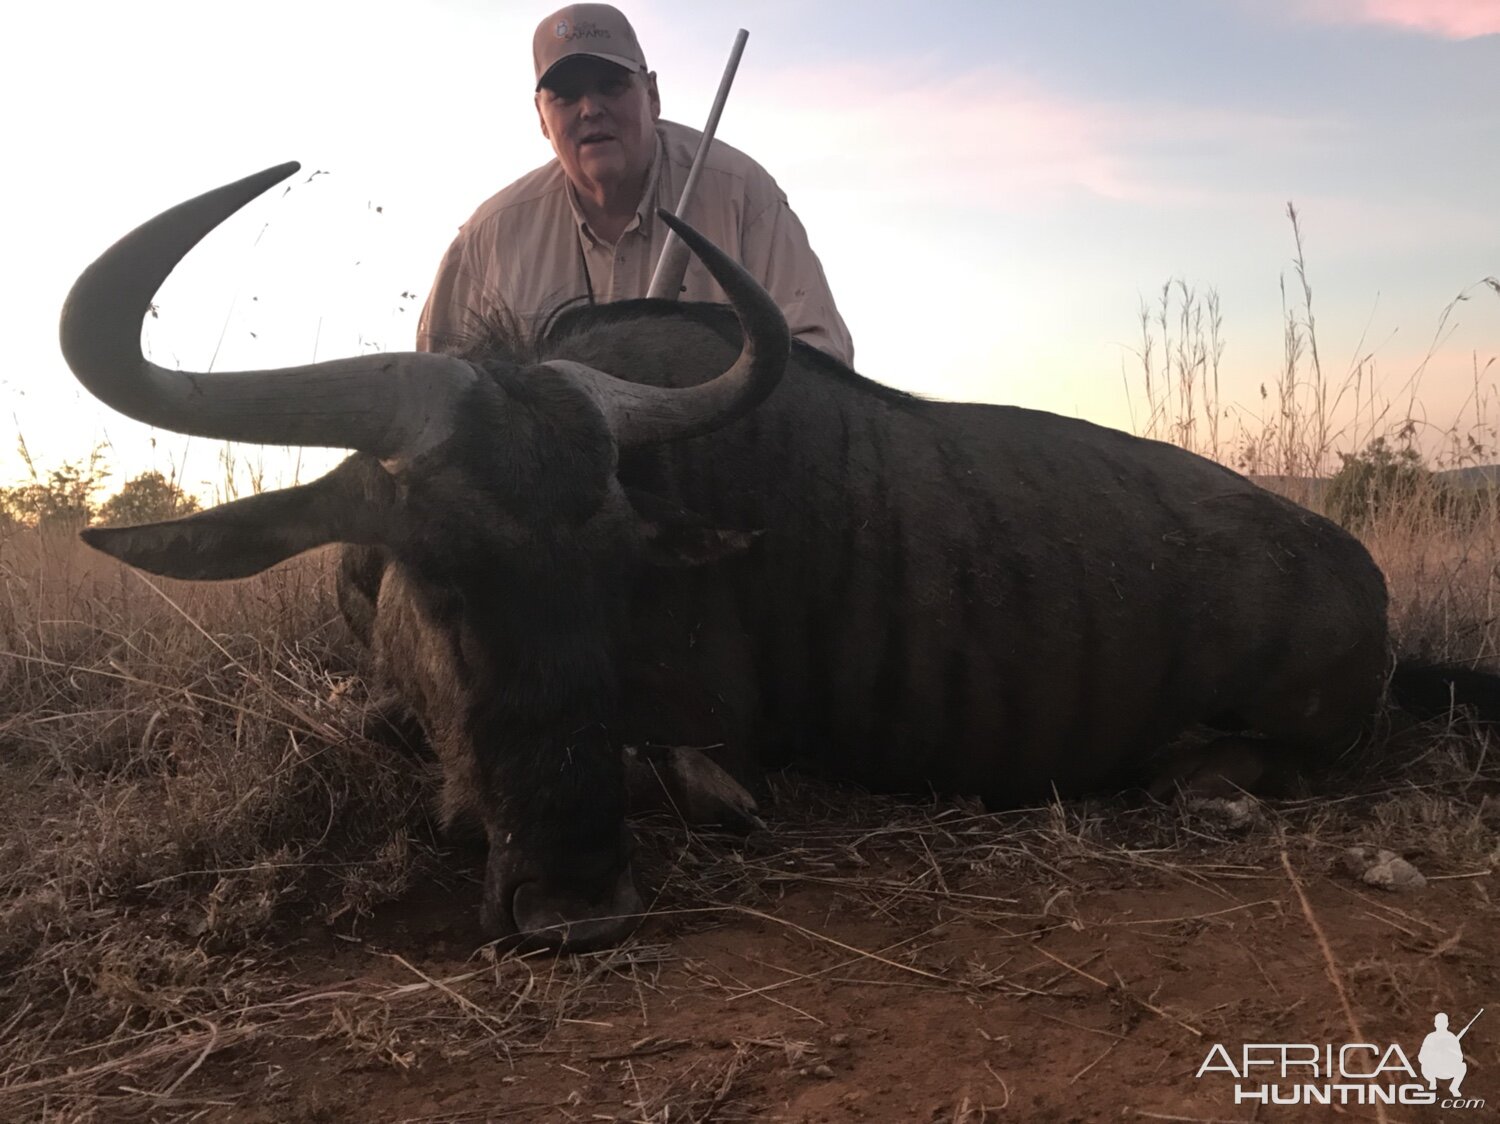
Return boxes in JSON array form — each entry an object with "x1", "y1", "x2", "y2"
[{"x1": 417, "y1": 119, "x2": 854, "y2": 366}]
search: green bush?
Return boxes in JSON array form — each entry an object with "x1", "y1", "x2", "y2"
[
  {"x1": 1325, "y1": 436, "x2": 1486, "y2": 529},
  {"x1": 0, "y1": 457, "x2": 109, "y2": 531},
  {"x1": 96, "y1": 470, "x2": 200, "y2": 526},
  {"x1": 0, "y1": 460, "x2": 199, "y2": 531}
]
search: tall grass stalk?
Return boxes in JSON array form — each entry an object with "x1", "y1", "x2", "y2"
[{"x1": 1133, "y1": 209, "x2": 1499, "y2": 488}]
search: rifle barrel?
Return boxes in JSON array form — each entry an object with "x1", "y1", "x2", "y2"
[
  {"x1": 1456, "y1": 1007, "x2": 1484, "y2": 1039},
  {"x1": 647, "y1": 29, "x2": 750, "y2": 300}
]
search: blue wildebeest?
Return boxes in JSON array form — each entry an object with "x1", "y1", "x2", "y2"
[{"x1": 60, "y1": 163, "x2": 1489, "y2": 950}]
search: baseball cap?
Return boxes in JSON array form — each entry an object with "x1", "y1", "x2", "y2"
[{"x1": 534, "y1": 4, "x2": 648, "y2": 90}]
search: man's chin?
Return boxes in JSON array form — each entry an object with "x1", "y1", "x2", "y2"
[{"x1": 576, "y1": 154, "x2": 628, "y2": 183}]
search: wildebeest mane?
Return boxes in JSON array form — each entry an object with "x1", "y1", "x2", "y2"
[
  {"x1": 449, "y1": 298, "x2": 927, "y2": 411},
  {"x1": 444, "y1": 301, "x2": 566, "y2": 368}
]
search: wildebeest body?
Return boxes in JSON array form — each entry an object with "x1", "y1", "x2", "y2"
[{"x1": 506, "y1": 302, "x2": 1391, "y2": 805}]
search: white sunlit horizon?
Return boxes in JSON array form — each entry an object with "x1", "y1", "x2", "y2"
[{"x1": 5, "y1": 0, "x2": 1497, "y2": 504}]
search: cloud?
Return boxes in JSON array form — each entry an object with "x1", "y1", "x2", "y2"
[
  {"x1": 728, "y1": 66, "x2": 1105, "y2": 210},
  {"x1": 1288, "y1": 0, "x2": 1500, "y2": 39},
  {"x1": 727, "y1": 62, "x2": 1325, "y2": 215}
]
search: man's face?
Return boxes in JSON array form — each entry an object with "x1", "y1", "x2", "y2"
[{"x1": 537, "y1": 57, "x2": 661, "y2": 200}]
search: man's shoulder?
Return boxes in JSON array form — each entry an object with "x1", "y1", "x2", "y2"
[
  {"x1": 657, "y1": 119, "x2": 782, "y2": 196},
  {"x1": 459, "y1": 160, "x2": 571, "y2": 234}
]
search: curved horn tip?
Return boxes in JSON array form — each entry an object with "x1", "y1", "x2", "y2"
[
  {"x1": 266, "y1": 159, "x2": 302, "y2": 181},
  {"x1": 657, "y1": 209, "x2": 692, "y2": 238},
  {"x1": 237, "y1": 160, "x2": 303, "y2": 195},
  {"x1": 57, "y1": 158, "x2": 481, "y2": 458}
]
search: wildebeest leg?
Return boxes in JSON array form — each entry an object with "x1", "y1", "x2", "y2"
[
  {"x1": 1155, "y1": 638, "x2": 1386, "y2": 800},
  {"x1": 624, "y1": 743, "x2": 764, "y2": 831},
  {"x1": 360, "y1": 671, "x2": 759, "y2": 829},
  {"x1": 622, "y1": 566, "x2": 764, "y2": 814},
  {"x1": 617, "y1": 655, "x2": 764, "y2": 831},
  {"x1": 1242, "y1": 640, "x2": 1385, "y2": 759},
  {"x1": 1148, "y1": 735, "x2": 1270, "y2": 800}
]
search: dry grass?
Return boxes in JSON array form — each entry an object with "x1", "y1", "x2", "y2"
[{"x1": 0, "y1": 528, "x2": 444, "y2": 1118}]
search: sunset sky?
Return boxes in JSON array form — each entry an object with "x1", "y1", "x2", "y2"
[{"x1": 5, "y1": 0, "x2": 1497, "y2": 498}]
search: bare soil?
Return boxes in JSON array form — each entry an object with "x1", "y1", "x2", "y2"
[{"x1": 27, "y1": 773, "x2": 1494, "y2": 1124}]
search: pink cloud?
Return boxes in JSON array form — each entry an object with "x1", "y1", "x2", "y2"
[
  {"x1": 730, "y1": 63, "x2": 1325, "y2": 213},
  {"x1": 1291, "y1": 0, "x2": 1500, "y2": 38}
]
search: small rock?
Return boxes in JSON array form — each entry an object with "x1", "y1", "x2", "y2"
[
  {"x1": 813, "y1": 1064, "x2": 836, "y2": 1079},
  {"x1": 1346, "y1": 846, "x2": 1427, "y2": 891},
  {"x1": 831, "y1": 1032, "x2": 851, "y2": 1047},
  {"x1": 1188, "y1": 795, "x2": 1260, "y2": 829},
  {"x1": 1364, "y1": 854, "x2": 1427, "y2": 892},
  {"x1": 1344, "y1": 844, "x2": 1377, "y2": 873}
]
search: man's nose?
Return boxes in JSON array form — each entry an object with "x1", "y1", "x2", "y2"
[{"x1": 577, "y1": 93, "x2": 605, "y2": 117}]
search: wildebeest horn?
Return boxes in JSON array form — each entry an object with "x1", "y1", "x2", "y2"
[
  {"x1": 546, "y1": 209, "x2": 791, "y2": 448},
  {"x1": 59, "y1": 162, "x2": 476, "y2": 461}
]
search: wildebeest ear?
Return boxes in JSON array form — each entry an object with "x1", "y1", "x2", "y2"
[
  {"x1": 80, "y1": 458, "x2": 392, "y2": 581},
  {"x1": 625, "y1": 487, "x2": 763, "y2": 568}
]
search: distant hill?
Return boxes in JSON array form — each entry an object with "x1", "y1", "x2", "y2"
[{"x1": 1438, "y1": 465, "x2": 1500, "y2": 489}]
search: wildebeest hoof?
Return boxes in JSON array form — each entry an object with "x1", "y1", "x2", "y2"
[{"x1": 626, "y1": 745, "x2": 764, "y2": 832}]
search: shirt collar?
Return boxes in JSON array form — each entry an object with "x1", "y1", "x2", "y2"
[{"x1": 565, "y1": 130, "x2": 664, "y2": 245}]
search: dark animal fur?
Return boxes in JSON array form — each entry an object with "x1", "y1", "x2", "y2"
[{"x1": 431, "y1": 301, "x2": 1394, "y2": 805}]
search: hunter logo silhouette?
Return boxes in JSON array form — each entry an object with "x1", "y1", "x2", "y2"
[{"x1": 1419, "y1": 1009, "x2": 1483, "y2": 1097}]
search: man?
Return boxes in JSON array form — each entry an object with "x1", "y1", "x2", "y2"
[{"x1": 417, "y1": 3, "x2": 854, "y2": 366}]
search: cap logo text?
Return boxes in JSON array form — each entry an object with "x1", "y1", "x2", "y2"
[{"x1": 561, "y1": 20, "x2": 611, "y2": 42}]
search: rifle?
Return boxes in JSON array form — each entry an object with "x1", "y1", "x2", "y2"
[
  {"x1": 646, "y1": 29, "x2": 750, "y2": 299},
  {"x1": 1455, "y1": 1008, "x2": 1484, "y2": 1040}
]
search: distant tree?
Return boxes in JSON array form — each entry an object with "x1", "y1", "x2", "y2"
[
  {"x1": 1324, "y1": 436, "x2": 1482, "y2": 529},
  {"x1": 0, "y1": 457, "x2": 109, "y2": 530},
  {"x1": 96, "y1": 471, "x2": 200, "y2": 526},
  {"x1": 1326, "y1": 437, "x2": 1425, "y2": 528}
]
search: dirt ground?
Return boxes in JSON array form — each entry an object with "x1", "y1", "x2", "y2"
[{"x1": 52, "y1": 772, "x2": 1490, "y2": 1124}]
